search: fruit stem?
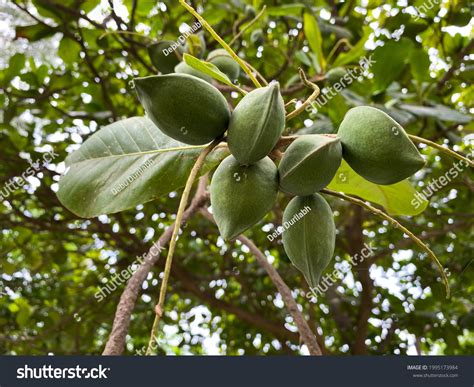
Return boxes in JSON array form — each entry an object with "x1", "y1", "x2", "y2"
[
  {"x1": 179, "y1": 0, "x2": 263, "y2": 88},
  {"x1": 321, "y1": 189, "x2": 451, "y2": 299},
  {"x1": 242, "y1": 59, "x2": 269, "y2": 86},
  {"x1": 326, "y1": 38, "x2": 353, "y2": 65},
  {"x1": 229, "y1": 6, "x2": 267, "y2": 46},
  {"x1": 145, "y1": 138, "x2": 222, "y2": 355},
  {"x1": 98, "y1": 30, "x2": 152, "y2": 42},
  {"x1": 286, "y1": 69, "x2": 320, "y2": 121},
  {"x1": 409, "y1": 135, "x2": 473, "y2": 168}
]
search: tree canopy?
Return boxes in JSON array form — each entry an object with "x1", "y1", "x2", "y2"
[{"x1": 0, "y1": 0, "x2": 473, "y2": 355}]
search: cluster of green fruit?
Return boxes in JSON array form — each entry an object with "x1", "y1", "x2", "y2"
[{"x1": 134, "y1": 47, "x2": 425, "y2": 289}]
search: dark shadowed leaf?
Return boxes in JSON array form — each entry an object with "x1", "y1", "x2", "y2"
[
  {"x1": 399, "y1": 104, "x2": 471, "y2": 123},
  {"x1": 15, "y1": 24, "x2": 57, "y2": 41}
]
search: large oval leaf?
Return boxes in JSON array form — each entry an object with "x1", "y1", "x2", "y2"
[
  {"x1": 327, "y1": 160, "x2": 428, "y2": 216},
  {"x1": 57, "y1": 117, "x2": 226, "y2": 218}
]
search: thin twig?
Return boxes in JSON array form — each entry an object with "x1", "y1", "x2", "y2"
[
  {"x1": 102, "y1": 186, "x2": 209, "y2": 355},
  {"x1": 229, "y1": 6, "x2": 267, "y2": 46},
  {"x1": 286, "y1": 69, "x2": 320, "y2": 121},
  {"x1": 321, "y1": 189, "x2": 450, "y2": 298},
  {"x1": 326, "y1": 38, "x2": 353, "y2": 65},
  {"x1": 242, "y1": 59, "x2": 269, "y2": 86},
  {"x1": 238, "y1": 235, "x2": 322, "y2": 355},
  {"x1": 409, "y1": 134, "x2": 473, "y2": 168},
  {"x1": 99, "y1": 30, "x2": 152, "y2": 42},
  {"x1": 145, "y1": 139, "x2": 222, "y2": 355},
  {"x1": 200, "y1": 209, "x2": 322, "y2": 355},
  {"x1": 179, "y1": 0, "x2": 262, "y2": 88}
]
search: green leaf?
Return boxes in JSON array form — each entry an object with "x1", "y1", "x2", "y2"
[
  {"x1": 266, "y1": 4, "x2": 305, "y2": 16},
  {"x1": 304, "y1": 12, "x2": 325, "y2": 71},
  {"x1": 398, "y1": 104, "x2": 471, "y2": 124},
  {"x1": 332, "y1": 27, "x2": 371, "y2": 67},
  {"x1": 328, "y1": 160, "x2": 428, "y2": 216},
  {"x1": 295, "y1": 51, "x2": 312, "y2": 67},
  {"x1": 15, "y1": 24, "x2": 57, "y2": 41},
  {"x1": 12, "y1": 298, "x2": 32, "y2": 328},
  {"x1": 410, "y1": 48, "x2": 430, "y2": 82},
  {"x1": 372, "y1": 38, "x2": 414, "y2": 92},
  {"x1": 183, "y1": 53, "x2": 235, "y2": 88},
  {"x1": 57, "y1": 117, "x2": 226, "y2": 218},
  {"x1": 32, "y1": 0, "x2": 69, "y2": 21},
  {"x1": 1, "y1": 53, "x2": 26, "y2": 85},
  {"x1": 326, "y1": 93, "x2": 349, "y2": 127},
  {"x1": 58, "y1": 37, "x2": 82, "y2": 64},
  {"x1": 202, "y1": 7, "x2": 229, "y2": 25},
  {"x1": 319, "y1": 21, "x2": 353, "y2": 40}
]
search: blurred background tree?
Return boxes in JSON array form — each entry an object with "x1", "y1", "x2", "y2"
[{"x1": 0, "y1": 0, "x2": 472, "y2": 355}]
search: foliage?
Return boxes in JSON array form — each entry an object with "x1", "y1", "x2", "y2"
[{"x1": 0, "y1": 0, "x2": 473, "y2": 355}]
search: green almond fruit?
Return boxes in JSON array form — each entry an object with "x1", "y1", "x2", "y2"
[
  {"x1": 244, "y1": 5, "x2": 256, "y2": 18},
  {"x1": 227, "y1": 82, "x2": 285, "y2": 165},
  {"x1": 250, "y1": 29, "x2": 264, "y2": 46},
  {"x1": 174, "y1": 62, "x2": 212, "y2": 83},
  {"x1": 184, "y1": 33, "x2": 206, "y2": 58},
  {"x1": 279, "y1": 134, "x2": 342, "y2": 196},
  {"x1": 148, "y1": 40, "x2": 183, "y2": 74},
  {"x1": 134, "y1": 74, "x2": 230, "y2": 145},
  {"x1": 282, "y1": 194, "x2": 335, "y2": 288},
  {"x1": 210, "y1": 155, "x2": 279, "y2": 240},
  {"x1": 338, "y1": 106, "x2": 425, "y2": 185},
  {"x1": 207, "y1": 49, "x2": 240, "y2": 81}
]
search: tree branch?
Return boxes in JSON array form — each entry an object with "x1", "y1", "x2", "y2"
[
  {"x1": 200, "y1": 208, "x2": 322, "y2": 355},
  {"x1": 102, "y1": 180, "x2": 209, "y2": 355},
  {"x1": 437, "y1": 39, "x2": 474, "y2": 92}
]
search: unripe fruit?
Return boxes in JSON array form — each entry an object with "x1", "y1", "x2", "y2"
[
  {"x1": 148, "y1": 40, "x2": 183, "y2": 74},
  {"x1": 250, "y1": 29, "x2": 264, "y2": 46},
  {"x1": 210, "y1": 155, "x2": 279, "y2": 240},
  {"x1": 282, "y1": 194, "x2": 335, "y2": 288},
  {"x1": 184, "y1": 33, "x2": 206, "y2": 59},
  {"x1": 325, "y1": 67, "x2": 347, "y2": 86},
  {"x1": 228, "y1": 82, "x2": 285, "y2": 165},
  {"x1": 338, "y1": 106, "x2": 425, "y2": 185},
  {"x1": 244, "y1": 5, "x2": 256, "y2": 18},
  {"x1": 207, "y1": 49, "x2": 240, "y2": 81},
  {"x1": 279, "y1": 134, "x2": 342, "y2": 195},
  {"x1": 174, "y1": 62, "x2": 212, "y2": 83},
  {"x1": 134, "y1": 74, "x2": 230, "y2": 145}
]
